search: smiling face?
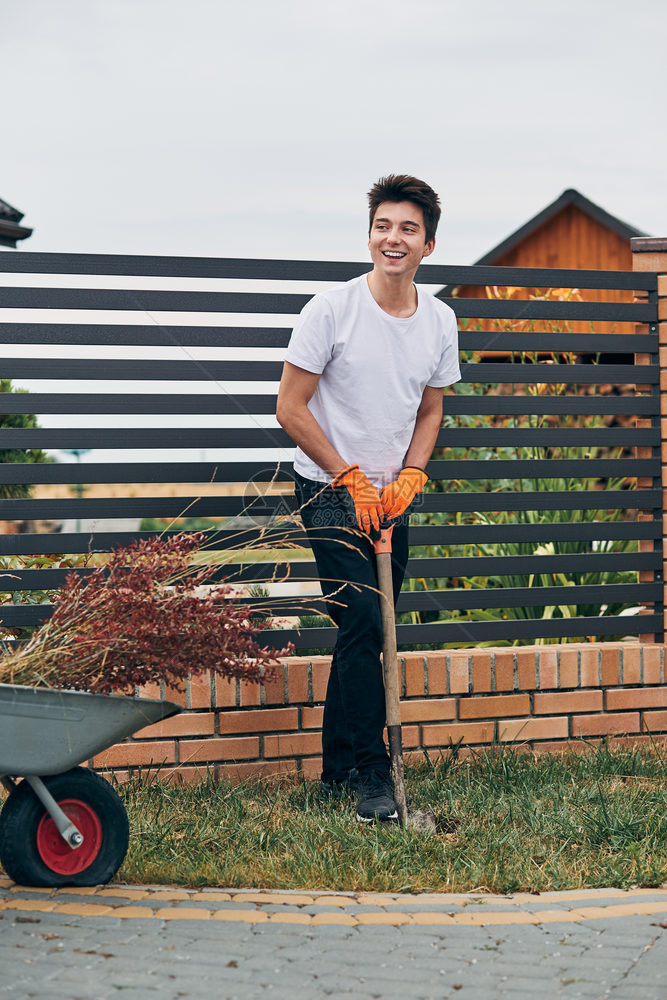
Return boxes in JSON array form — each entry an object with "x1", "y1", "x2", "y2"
[{"x1": 368, "y1": 200, "x2": 435, "y2": 279}]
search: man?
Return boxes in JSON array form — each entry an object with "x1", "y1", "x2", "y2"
[{"x1": 276, "y1": 175, "x2": 461, "y2": 822}]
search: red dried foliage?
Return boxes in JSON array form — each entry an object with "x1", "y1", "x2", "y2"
[{"x1": 1, "y1": 533, "x2": 292, "y2": 695}]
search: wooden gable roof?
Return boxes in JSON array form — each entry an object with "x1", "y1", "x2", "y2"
[{"x1": 438, "y1": 189, "x2": 647, "y2": 298}]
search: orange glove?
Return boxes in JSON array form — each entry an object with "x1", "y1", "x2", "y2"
[
  {"x1": 332, "y1": 464, "x2": 384, "y2": 536},
  {"x1": 380, "y1": 467, "x2": 429, "y2": 519}
]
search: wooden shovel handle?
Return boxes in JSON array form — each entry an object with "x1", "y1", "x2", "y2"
[{"x1": 375, "y1": 525, "x2": 408, "y2": 825}]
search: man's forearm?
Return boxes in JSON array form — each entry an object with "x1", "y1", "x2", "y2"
[
  {"x1": 402, "y1": 409, "x2": 442, "y2": 470},
  {"x1": 279, "y1": 405, "x2": 349, "y2": 479}
]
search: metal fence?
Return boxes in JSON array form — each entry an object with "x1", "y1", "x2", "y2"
[{"x1": 0, "y1": 252, "x2": 661, "y2": 649}]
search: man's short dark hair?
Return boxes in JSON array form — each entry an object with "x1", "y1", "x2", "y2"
[{"x1": 367, "y1": 174, "x2": 441, "y2": 244}]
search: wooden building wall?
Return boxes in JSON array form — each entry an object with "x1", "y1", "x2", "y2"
[{"x1": 455, "y1": 204, "x2": 635, "y2": 348}]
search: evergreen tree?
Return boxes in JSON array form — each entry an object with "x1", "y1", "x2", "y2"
[{"x1": 0, "y1": 378, "x2": 51, "y2": 500}]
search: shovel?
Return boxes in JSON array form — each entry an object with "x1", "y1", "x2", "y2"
[{"x1": 374, "y1": 522, "x2": 436, "y2": 832}]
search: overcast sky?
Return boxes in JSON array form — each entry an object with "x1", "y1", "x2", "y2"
[
  {"x1": 4, "y1": 0, "x2": 666, "y2": 266},
  {"x1": 3, "y1": 0, "x2": 667, "y2": 482}
]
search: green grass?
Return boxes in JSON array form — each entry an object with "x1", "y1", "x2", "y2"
[{"x1": 116, "y1": 740, "x2": 666, "y2": 894}]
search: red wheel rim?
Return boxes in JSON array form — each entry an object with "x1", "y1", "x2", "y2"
[{"x1": 36, "y1": 799, "x2": 103, "y2": 875}]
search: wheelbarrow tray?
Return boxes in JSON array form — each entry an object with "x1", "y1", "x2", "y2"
[{"x1": 0, "y1": 683, "x2": 181, "y2": 776}]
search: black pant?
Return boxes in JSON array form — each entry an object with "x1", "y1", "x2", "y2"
[{"x1": 294, "y1": 472, "x2": 410, "y2": 781}]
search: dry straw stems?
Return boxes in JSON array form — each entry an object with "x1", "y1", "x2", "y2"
[{"x1": 0, "y1": 531, "x2": 296, "y2": 695}]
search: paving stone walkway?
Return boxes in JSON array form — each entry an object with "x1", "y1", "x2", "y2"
[{"x1": 0, "y1": 881, "x2": 665, "y2": 999}]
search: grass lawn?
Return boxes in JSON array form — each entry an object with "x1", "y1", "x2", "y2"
[{"x1": 116, "y1": 740, "x2": 666, "y2": 894}]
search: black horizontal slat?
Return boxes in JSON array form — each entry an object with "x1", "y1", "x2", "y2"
[
  {"x1": 0, "y1": 359, "x2": 655, "y2": 385},
  {"x1": 0, "y1": 251, "x2": 657, "y2": 290},
  {"x1": 0, "y1": 456, "x2": 657, "y2": 486},
  {"x1": 0, "y1": 325, "x2": 657, "y2": 355},
  {"x1": 0, "y1": 427, "x2": 291, "y2": 449},
  {"x1": 0, "y1": 519, "x2": 659, "y2": 557},
  {"x1": 0, "y1": 286, "x2": 654, "y2": 322},
  {"x1": 435, "y1": 427, "x2": 659, "y2": 446},
  {"x1": 0, "y1": 425, "x2": 659, "y2": 451},
  {"x1": 2, "y1": 551, "x2": 657, "y2": 591},
  {"x1": 445, "y1": 395, "x2": 659, "y2": 415},
  {"x1": 265, "y1": 614, "x2": 663, "y2": 649},
  {"x1": 0, "y1": 358, "x2": 284, "y2": 381},
  {"x1": 0, "y1": 462, "x2": 296, "y2": 485},
  {"x1": 4, "y1": 608, "x2": 658, "y2": 643},
  {"x1": 1, "y1": 489, "x2": 659, "y2": 520},
  {"x1": 408, "y1": 520, "x2": 660, "y2": 544},
  {"x1": 0, "y1": 324, "x2": 291, "y2": 348},
  {"x1": 0, "y1": 287, "x2": 308, "y2": 314},
  {"x1": 0, "y1": 392, "x2": 657, "y2": 417},
  {"x1": 458, "y1": 332, "x2": 657, "y2": 353},
  {"x1": 227, "y1": 551, "x2": 659, "y2": 583},
  {"x1": 247, "y1": 582, "x2": 659, "y2": 616},
  {"x1": 3, "y1": 583, "x2": 657, "y2": 626},
  {"x1": 447, "y1": 299, "x2": 653, "y2": 322},
  {"x1": 426, "y1": 459, "x2": 657, "y2": 479},
  {"x1": 0, "y1": 393, "x2": 281, "y2": 415},
  {"x1": 468, "y1": 364, "x2": 658, "y2": 384}
]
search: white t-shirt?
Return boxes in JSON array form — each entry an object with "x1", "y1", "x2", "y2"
[{"x1": 284, "y1": 273, "x2": 461, "y2": 488}]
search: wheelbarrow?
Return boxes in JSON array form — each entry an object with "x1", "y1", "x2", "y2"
[{"x1": 0, "y1": 683, "x2": 181, "y2": 888}]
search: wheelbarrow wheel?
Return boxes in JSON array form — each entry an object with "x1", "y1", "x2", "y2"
[{"x1": 0, "y1": 767, "x2": 129, "y2": 888}]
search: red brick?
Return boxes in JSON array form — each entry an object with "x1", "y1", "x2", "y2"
[
  {"x1": 400, "y1": 698, "x2": 456, "y2": 724},
  {"x1": 136, "y1": 681, "x2": 162, "y2": 701},
  {"x1": 643, "y1": 646, "x2": 662, "y2": 684},
  {"x1": 164, "y1": 682, "x2": 187, "y2": 707},
  {"x1": 517, "y1": 650, "x2": 536, "y2": 690},
  {"x1": 215, "y1": 675, "x2": 237, "y2": 708},
  {"x1": 404, "y1": 654, "x2": 425, "y2": 697},
  {"x1": 240, "y1": 679, "x2": 261, "y2": 706},
  {"x1": 219, "y1": 760, "x2": 297, "y2": 782},
  {"x1": 531, "y1": 740, "x2": 580, "y2": 756},
  {"x1": 300, "y1": 757, "x2": 323, "y2": 779},
  {"x1": 494, "y1": 651, "x2": 514, "y2": 692},
  {"x1": 218, "y1": 707, "x2": 299, "y2": 734},
  {"x1": 449, "y1": 652, "x2": 469, "y2": 694},
  {"x1": 606, "y1": 687, "x2": 667, "y2": 711},
  {"x1": 600, "y1": 648, "x2": 620, "y2": 686},
  {"x1": 135, "y1": 712, "x2": 215, "y2": 739},
  {"x1": 401, "y1": 725, "x2": 420, "y2": 749},
  {"x1": 579, "y1": 648, "x2": 600, "y2": 687},
  {"x1": 427, "y1": 653, "x2": 447, "y2": 695},
  {"x1": 287, "y1": 660, "x2": 309, "y2": 703},
  {"x1": 92, "y1": 741, "x2": 176, "y2": 768},
  {"x1": 422, "y1": 721, "x2": 495, "y2": 746},
  {"x1": 534, "y1": 691, "x2": 602, "y2": 715},
  {"x1": 179, "y1": 737, "x2": 259, "y2": 763},
  {"x1": 189, "y1": 672, "x2": 212, "y2": 709},
  {"x1": 96, "y1": 769, "x2": 132, "y2": 783},
  {"x1": 301, "y1": 706, "x2": 324, "y2": 729},
  {"x1": 471, "y1": 652, "x2": 492, "y2": 693},
  {"x1": 538, "y1": 648, "x2": 558, "y2": 689},
  {"x1": 622, "y1": 645, "x2": 642, "y2": 684},
  {"x1": 572, "y1": 712, "x2": 640, "y2": 737},
  {"x1": 264, "y1": 732, "x2": 321, "y2": 757},
  {"x1": 311, "y1": 657, "x2": 330, "y2": 701},
  {"x1": 642, "y1": 709, "x2": 667, "y2": 732},
  {"x1": 262, "y1": 669, "x2": 285, "y2": 706},
  {"x1": 559, "y1": 649, "x2": 579, "y2": 688},
  {"x1": 498, "y1": 717, "x2": 569, "y2": 742},
  {"x1": 459, "y1": 694, "x2": 530, "y2": 719},
  {"x1": 162, "y1": 765, "x2": 215, "y2": 785}
]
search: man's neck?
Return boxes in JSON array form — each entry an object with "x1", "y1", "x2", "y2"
[{"x1": 366, "y1": 269, "x2": 418, "y2": 318}]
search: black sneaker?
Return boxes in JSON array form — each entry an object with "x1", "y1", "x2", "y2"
[
  {"x1": 321, "y1": 768, "x2": 360, "y2": 797},
  {"x1": 355, "y1": 769, "x2": 398, "y2": 823}
]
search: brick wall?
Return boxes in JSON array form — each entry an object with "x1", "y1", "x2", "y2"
[{"x1": 92, "y1": 641, "x2": 667, "y2": 783}]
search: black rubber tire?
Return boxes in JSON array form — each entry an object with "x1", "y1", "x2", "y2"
[{"x1": 0, "y1": 767, "x2": 129, "y2": 888}]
